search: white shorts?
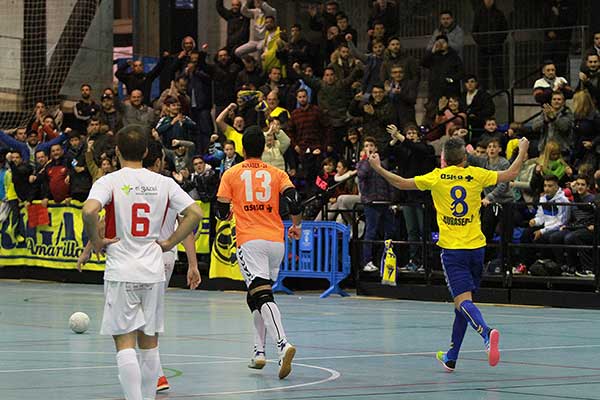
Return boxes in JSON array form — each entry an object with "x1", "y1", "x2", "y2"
[
  {"x1": 100, "y1": 281, "x2": 165, "y2": 337},
  {"x1": 163, "y1": 252, "x2": 176, "y2": 293},
  {"x1": 237, "y1": 240, "x2": 285, "y2": 287}
]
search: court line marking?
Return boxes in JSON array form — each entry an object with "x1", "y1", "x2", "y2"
[{"x1": 1, "y1": 343, "x2": 600, "y2": 372}]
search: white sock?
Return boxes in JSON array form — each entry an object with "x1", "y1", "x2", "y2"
[
  {"x1": 260, "y1": 302, "x2": 287, "y2": 352},
  {"x1": 116, "y1": 348, "x2": 142, "y2": 400},
  {"x1": 158, "y1": 363, "x2": 165, "y2": 378},
  {"x1": 252, "y1": 310, "x2": 266, "y2": 353},
  {"x1": 139, "y1": 347, "x2": 160, "y2": 400}
]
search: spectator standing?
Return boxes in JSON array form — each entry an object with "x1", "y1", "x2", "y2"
[
  {"x1": 73, "y1": 84, "x2": 99, "y2": 133},
  {"x1": 427, "y1": 10, "x2": 465, "y2": 60},
  {"x1": 472, "y1": 0, "x2": 508, "y2": 90},
  {"x1": 533, "y1": 61, "x2": 574, "y2": 105},
  {"x1": 97, "y1": 93, "x2": 124, "y2": 134},
  {"x1": 385, "y1": 64, "x2": 418, "y2": 127},
  {"x1": 368, "y1": 0, "x2": 398, "y2": 38},
  {"x1": 235, "y1": 0, "x2": 277, "y2": 58},
  {"x1": 115, "y1": 57, "x2": 167, "y2": 105},
  {"x1": 216, "y1": 0, "x2": 250, "y2": 53},
  {"x1": 542, "y1": 0, "x2": 577, "y2": 77},
  {"x1": 121, "y1": 89, "x2": 157, "y2": 134},
  {"x1": 349, "y1": 85, "x2": 395, "y2": 152},
  {"x1": 532, "y1": 91, "x2": 574, "y2": 154}
]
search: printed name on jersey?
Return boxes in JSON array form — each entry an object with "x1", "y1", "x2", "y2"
[
  {"x1": 243, "y1": 203, "x2": 273, "y2": 213},
  {"x1": 440, "y1": 173, "x2": 474, "y2": 182},
  {"x1": 442, "y1": 214, "x2": 475, "y2": 226}
]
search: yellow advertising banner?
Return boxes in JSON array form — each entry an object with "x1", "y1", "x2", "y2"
[
  {"x1": 0, "y1": 201, "x2": 105, "y2": 271},
  {"x1": 209, "y1": 217, "x2": 243, "y2": 281},
  {"x1": 177, "y1": 201, "x2": 211, "y2": 254}
]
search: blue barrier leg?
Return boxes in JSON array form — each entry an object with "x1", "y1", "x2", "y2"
[
  {"x1": 272, "y1": 277, "x2": 294, "y2": 295},
  {"x1": 320, "y1": 283, "x2": 350, "y2": 298}
]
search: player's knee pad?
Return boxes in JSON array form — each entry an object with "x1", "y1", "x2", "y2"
[
  {"x1": 246, "y1": 292, "x2": 258, "y2": 312},
  {"x1": 249, "y1": 277, "x2": 275, "y2": 310}
]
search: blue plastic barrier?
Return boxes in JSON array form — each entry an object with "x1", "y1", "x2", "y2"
[{"x1": 273, "y1": 221, "x2": 351, "y2": 298}]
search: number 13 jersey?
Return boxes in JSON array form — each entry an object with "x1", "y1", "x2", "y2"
[
  {"x1": 217, "y1": 160, "x2": 294, "y2": 246},
  {"x1": 414, "y1": 166, "x2": 498, "y2": 250},
  {"x1": 87, "y1": 167, "x2": 195, "y2": 283}
]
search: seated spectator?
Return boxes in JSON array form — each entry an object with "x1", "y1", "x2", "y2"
[
  {"x1": 341, "y1": 126, "x2": 361, "y2": 168},
  {"x1": 461, "y1": 74, "x2": 495, "y2": 131},
  {"x1": 357, "y1": 136, "x2": 395, "y2": 272},
  {"x1": 262, "y1": 119, "x2": 290, "y2": 171},
  {"x1": 348, "y1": 84, "x2": 395, "y2": 151},
  {"x1": 155, "y1": 96, "x2": 197, "y2": 147},
  {"x1": 571, "y1": 89, "x2": 600, "y2": 170},
  {"x1": 427, "y1": 10, "x2": 464, "y2": 60},
  {"x1": 220, "y1": 139, "x2": 244, "y2": 175},
  {"x1": 385, "y1": 64, "x2": 418, "y2": 127},
  {"x1": 533, "y1": 61, "x2": 574, "y2": 105},
  {"x1": 308, "y1": 156, "x2": 337, "y2": 217},
  {"x1": 122, "y1": 89, "x2": 157, "y2": 133},
  {"x1": 518, "y1": 175, "x2": 570, "y2": 272},
  {"x1": 327, "y1": 158, "x2": 360, "y2": 225},
  {"x1": 469, "y1": 138, "x2": 513, "y2": 259},
  {"x1": 428, "y1": 95, "x2": 467, "y2": 141},
  {"x1": 476, "y1": 117, "x2": 505, "y2": 149},
  {"x1": 535, "y1": 140, "x2": 574, "y2": 188},
  {"x1": 115, "y1": 56, "x2": 167, "y2": 105},
  {"x1": 216, "y1": 103, "x2": 245, "y2": 153},
  {"x1": 548, "y1": 176, "x2": 596, "y2": 277},
  {"x1": 532, "y1": 91, "x2": 574, "y2": 155}
]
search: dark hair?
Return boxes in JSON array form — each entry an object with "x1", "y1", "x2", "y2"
[
  {"x1": 542, "y1": 60, "x2": 555, "y2": 69},
  {"x1": 116, "y1": 125, "x2": 149, "y2": 161},
  {"x1": 34, "y1": 148, "x2": 48, "y2": 156},
  {"x1": 192, "y1": 155, "x2": 205, "y2": 163},
  {"x1": 403, "y1": 123, "x2": 419, "y2": 132},
  {"x1": 435, "y1": 34, "x2": 449, "y2": 43},
  {"x1": 543, "y1": 174, "x2": 559, "y2": 183},
  {"x1": 443, "y1": 138, "x2": 466, "y2": 166},
  {"x1": 387, "y1": 36, "x2": 400, "y2": 45},
  {"x1": 372, "y1": 20, "x2": 384, "y2": 27},
  {"x1": 337, "y1": 158, "x2": 351, "y2": 170},
  {"x1": 464, "y1": 73, "x2": 478, "y2": 81},
  {"x1": 337, "y1": 42, "x2": 349, "y2": 50},
  {"x1": 440, "y1": 10, "x2": 453, "y2": 17},
  {"x1": 551, "y1": 90, "x2": 565, "y2": 99},
  {"x1": 269, "y1": 66, "x2": 281, "y2": 74},
  {"x1": 487, "y1": 137, "x2": 502, "y2": 147},
  {"x1": 322, "y1": 156, "x2": 335, "y2": 167},
  {"x1": 265, "y1": 14, "x2": 275, "y2": 21},
  {"x1": 485, "y1": 116, "x2": 497, "y2": 123},
  {"x1": 223, "y1": 139, "x2": 235, "y2": 148},
  {"x1": 291, "y1": 23, "x2": 302, "y2": 30},
  {"x1": 371, "y1": 83, "x2": 385, "y2": 91},
  {"x1": 586, "y1": 52, "x2": 600, "y2": 60},
  {"x1": 88, "y1": 116, "x2": 101, "y2": 125},
  {"x1": 296, "y1": 88, "x2": 308, "y2": 97},
  {"x1": 335, "y1": 12, "x2": 348, "y2": 20},
  {"x1": 476, "y1": 141, "x2": 487, "y2": 149},
  {"x1": 68, "y1": 130, "x2": 81, "y2": 139},
  {"x1": 363, "y1": 136, "x2": 377, "y2": 145},
  {"x1": 371, "y1": 39, "x2": 384, "y2": 47},
  {"x1": 80, "y1": 83, "x2": 91, "y2": 90},
  {"x1": 323, "y1": 66, "x2": 335, "y2": 75},
  {"x1": 143, "y1": 140, "x2": 164, "y2": 168},
  {"x1": 242, "y1": 126, "x2": 266, "y2": 158}
]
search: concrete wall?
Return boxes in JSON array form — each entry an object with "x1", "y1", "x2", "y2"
[
  {"x1": 60, "y1": 0, "x2": 114, "y2": 99},
  {"x1": 0, "y1": 0, "x2": 24, "y2": 91}
]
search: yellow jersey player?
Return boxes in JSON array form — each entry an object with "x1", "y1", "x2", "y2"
[{"x1": 368, "y1": 136, "x2": 529, "y2": 371}]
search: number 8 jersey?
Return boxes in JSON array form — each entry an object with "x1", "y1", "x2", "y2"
[
  {"x1": 87, "y1": 167, "x2": 195, "y2": 283},
  {"x1": 217, "y1": 160, "x2": 294, "y2": 246},
  {"x1": 414, "y1": 165, "x2": 498, "y2": 250}
]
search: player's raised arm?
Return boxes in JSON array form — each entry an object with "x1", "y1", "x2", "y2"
[
  {"x1": 157, "y1": 202, "x2": 202, "y2": 252},
  {"x1": 497, "y1": 137, "x2": 529, "y2": 183},
  {"x1": 367, "y1": 153, "x2": 418, "y2": 190}
]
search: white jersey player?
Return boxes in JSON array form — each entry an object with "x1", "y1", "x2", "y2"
[
  {"x1": 143, "y1": 139, "x2": 201, "y2": 392},
  {"x1": 82, "y1": 127, "x2": 202, "y2": 400}
]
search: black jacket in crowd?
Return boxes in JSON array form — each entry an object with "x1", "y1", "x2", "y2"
[
  {"x1": 472, "y1": 3, "x2": 509, "y2": 50},
  {"x1": 115, "y1": 56, "x2": 167, "y2": 105},
  {"x1": 421, "y1": 48, "x2": 464, "y2": 100},
  {"x1": 216, "y1": 0, "x2": 250, "y2": 51},
  {"x1": 461, "y1": 89, "x2": 496, "y2": 129}
]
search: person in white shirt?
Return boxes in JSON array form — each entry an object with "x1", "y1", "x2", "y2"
[
  {"x1": 142, "y1": 139, "x2": 201, "y2": 393},
  {"x1": 82, "y1": 125, "x2": 202, "y2": 400}
]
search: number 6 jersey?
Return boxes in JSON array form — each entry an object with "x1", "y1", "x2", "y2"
[
  {"x1": 217, "y1": 160, "x2": 294, "y2": 246},
  {"x1": 414, "y1": 166, "x2": 498, "y2": 250},
  {"x1": 87, "y1": 167, "x2": 195, "y2": 283}
]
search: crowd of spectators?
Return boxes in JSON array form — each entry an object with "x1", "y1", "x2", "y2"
[{"x1": 1, "y1": 0, "x2": 598, "y2": 278}]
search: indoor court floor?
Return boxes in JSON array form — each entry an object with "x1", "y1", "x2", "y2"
[{"x1": 0, "y1": 280, "x2": 599, "y2": 400}]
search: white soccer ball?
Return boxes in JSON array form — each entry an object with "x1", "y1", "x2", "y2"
[{"x1": 69, "y1": 312, "x2": 90, "y2": 334}]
